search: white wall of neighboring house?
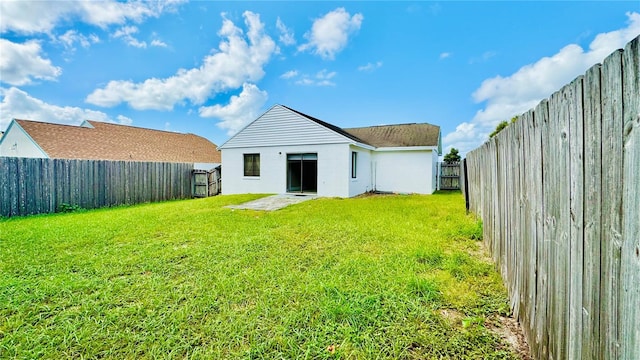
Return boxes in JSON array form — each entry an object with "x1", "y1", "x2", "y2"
[
  {"x1": 371, "y1": 148, "x2": 437, "y2": 194},
  {"x1": 0, "y1": 123, "x2": 47, "y2": 158},
  {"x1": 221, "y1": 143, "x2": 354, "y2": 197}
]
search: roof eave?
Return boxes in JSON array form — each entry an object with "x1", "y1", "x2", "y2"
[
  {"x1": 374, "y1": 145, "x2": 439, "y2": 152},
  {"x1": 350, "y1": 142, "x2": 375, "y2": 151}
]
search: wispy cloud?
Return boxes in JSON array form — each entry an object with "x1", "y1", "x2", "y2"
[
  {"x1": 469, "y1": 51, "x2": 497, "y2": 64},
  {"x1": 358, "y1": 61, "x2": 383, "y2": 72},
  {"x1": 151, "y1": 39, "x2": 168, "y2": 48},
  {"x1": 113, "y1": 25, "x2": 147, "y2": 48},
  {"x1": 295, "y1": 69, "x2": 337, "y2": 86},
  {"x1": 439, "y1": 52, "x2": 451, "y2": 60},
  {"x1": 58, "y1": 30, "x2": 100, "y2": 51},
  {"x1": 280, "y1": 70, "x2": 299, "y2": 79},
  {"x1": 276, "y1": 17, "x2": 295, "y2": 46}
]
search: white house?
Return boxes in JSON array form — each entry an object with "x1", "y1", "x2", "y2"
[{"x1": 219, "y1": 105, "x2": 442, "y2": 198}]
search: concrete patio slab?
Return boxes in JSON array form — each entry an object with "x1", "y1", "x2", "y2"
[{"x1": 226, "y1": 194, "x2": 316, "y2": 211}]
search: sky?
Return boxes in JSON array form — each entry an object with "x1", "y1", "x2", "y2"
[{"x1": 1, "y1": 1, "x2": 639, "y2": 156}]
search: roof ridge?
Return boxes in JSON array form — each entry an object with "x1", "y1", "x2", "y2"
[
  {"x1": 86, "y1": 120, "x2": 199, "y2": 136},
  {"x1": 344, "y1": 122, "x2": 439, "y2": 130}
]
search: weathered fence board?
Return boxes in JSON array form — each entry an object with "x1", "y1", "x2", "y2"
[
  {"x1": 583, "y1": 63, "x2": 603, "y2": 360},
  {"x1": 463, "y1": 36, "x2": 639, "y2": 360},
  {"x1": 600, "y1": 49, "x2": 624, "y2": 360},
  {"x1": 0, "y1": 158, "x2": 194, "y2": 217},
  {"x1": 620, "y1": 36, "x2": 640, "y2": 360}
]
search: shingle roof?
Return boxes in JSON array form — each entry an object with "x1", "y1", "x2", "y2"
[
  {"x1": 15, "y1": 119, "x2": 221, "y2": 163},
  {"x1": 344, "y1": 123, "x2": 441, "y2": 147}
]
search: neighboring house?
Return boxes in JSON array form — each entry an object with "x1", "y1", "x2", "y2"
[
  {"x1": 218, "y1": 105, "x2": 442, "y2": 197},
  {"x1": 0, "y1": 119, "x2": 221, "y2": 169}
]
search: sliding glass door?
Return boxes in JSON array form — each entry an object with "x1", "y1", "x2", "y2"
[{"x1": 287, "y1": 153, "x2": 317, "y2": 193}]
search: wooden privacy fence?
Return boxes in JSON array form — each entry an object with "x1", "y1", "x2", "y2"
[
  {"x1": 464, "y1": 37, "x2": 639, "y2": 359},
  {"x1": 439, "y1": 162, "x2": 461, "y2": 190},
  {"x1": 0, "y1": 157, "x2": 194, "y2": 217}
]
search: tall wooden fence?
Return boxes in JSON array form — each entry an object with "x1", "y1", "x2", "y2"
[
  {"x1": 464, "y1": 37, "x2": 639, "y2": 359},
  {"x1": 439, "y1": 162, "x2": 461, "y2": 190},
  {"x1": 0, "y1": 157, "x2": 194, "y2": 217}
]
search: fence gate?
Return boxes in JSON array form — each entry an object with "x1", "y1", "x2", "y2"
[{"x1": 439, "y1": 162, "x2": 461, "y2": 190}]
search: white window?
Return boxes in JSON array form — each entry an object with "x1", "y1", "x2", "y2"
[{"x1": 351, "y1": 151, "x2": 357, "y2": 178}]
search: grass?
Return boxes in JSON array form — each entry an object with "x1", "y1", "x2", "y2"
[{"x1": 0, "y1": 192, "x2": 516, "y2": 359}]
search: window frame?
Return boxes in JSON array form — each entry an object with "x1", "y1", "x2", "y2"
[
  {"x1": 351, "y1": 151, "x2": 357, "y2": 179},
  {"x1": 243, "y1": 153, "x2": 260, "y2": 177}
]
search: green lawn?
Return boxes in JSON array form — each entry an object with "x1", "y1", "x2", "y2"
[{"x1": 0, "y1": 192, "x2": 517, "y2": 359}]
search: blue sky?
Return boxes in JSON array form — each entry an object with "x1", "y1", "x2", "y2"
[{"x1": 1, "y1": 1, "x2": 639, "y2": 155}]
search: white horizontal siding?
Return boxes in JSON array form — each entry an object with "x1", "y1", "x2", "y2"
[{"x1": 220, "y1": 105, "x2": 350, "y2": 149}]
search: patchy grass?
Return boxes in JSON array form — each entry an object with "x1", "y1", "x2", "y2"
[{"x1": 0, "y1": 192, "x2": 517, "y2": 359}]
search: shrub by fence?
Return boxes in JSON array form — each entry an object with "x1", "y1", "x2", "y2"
[
  {"x1": 464, "y1": 37, "x2": 639, "y2": 359},
  {"x1": 0, "y1": 157, "x2": 193, "y2": 217}
]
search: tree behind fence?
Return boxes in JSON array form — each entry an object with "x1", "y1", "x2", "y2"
[
  {"x1": 464, "y1": 37, "x2": 639, "y2": 359},
  {"x1": 0, "y1": 158, "x2": 194, "y2": 217}
]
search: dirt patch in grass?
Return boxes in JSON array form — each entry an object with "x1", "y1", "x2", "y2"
[
  {"x1": 438, "y1": 308, "x2": 464, "y2": 326},
  {"x1": 487, "y1": 315, "x2": 532, "y2": 360}
]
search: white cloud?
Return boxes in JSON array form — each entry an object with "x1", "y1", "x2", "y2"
[
  {"x1": 0, "y1": 87, "x2": 131, "y2": 130},
  {"x1": 58, "y1": 30, "x2": 100, "y2": 50},
  {"x1": 280, "y1": 70, "x2": 298, "y2": 79},
  {"x1": 116, "y1": 115, "x2": 133, "y2": 125},
  {"x1": 0, "y1": 39, "x2": 62, "y2": 86},
  {"x1": 198, "y1": 83, "x2": 268, "y2": 135},
  {"x1": 443, "y1": 11, "x2": 640, "y2": 155},
  {"x1": 86, "y1": 11, "x2": 276, "y2": 111},
  {"x1": 276, "y1": 17, "x2": 295, "y2": 46},
  {"x1": 0, "y1": 0, "x2": 185, "y2": 34},
  {"x1": 113, "y1": 25, "x2": 147, "y2": 48},
  {"x1": 442, "y1": 122, "x2": 488, "y2": 156},
  {"x1": 151, "y1": 39, "x2": 168, "y2": 48},
  {"x1": 439, "y1": 52, "x2": 451, "y2": 60},
  {"x1": 295, "y1": 69, "x2": 337, "y2": 86},
  {"x1": 358, "y1": 61, "x2": 383, "y2": 72},
  {"x1": 298, "y1": 8, "x2": 363, "y2": 60}
]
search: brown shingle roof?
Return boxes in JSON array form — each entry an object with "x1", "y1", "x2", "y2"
[
  {"x1": 16, "y1": 119, "x2": 221, "y2": 163},
  {"x1": 343, "y1": 123, "x2": 440, "y2": 148}
]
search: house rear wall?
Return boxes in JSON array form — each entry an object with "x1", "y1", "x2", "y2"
[{"x1": 221, "y1": 144, "x2": 353, "y2": 197}]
